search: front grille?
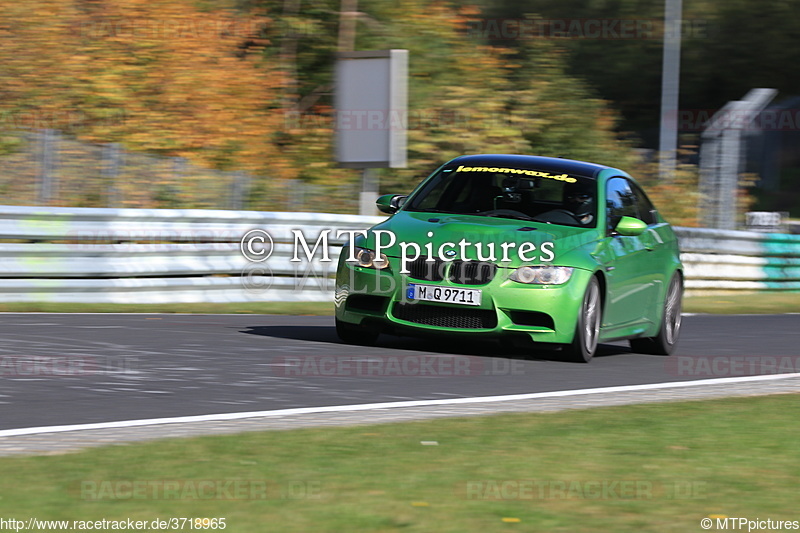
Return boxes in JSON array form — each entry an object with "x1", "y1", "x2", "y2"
[
  {"x1": 448, "y1": 260, "x2": 497, "y2": 285},
  {"x1": 393, "y1": 303, "x2": 497, "y2": 329},
  {"x1": 408, "y1": 257, "x2": 497, "y2": 285},
  {"x1": 408, "y1": 256, "x2": 445, "y2": 281}
]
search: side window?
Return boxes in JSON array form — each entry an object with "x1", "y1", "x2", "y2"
[
  {"x1": 630, "y1": 182, "x2": 657, "y2": 225},
  {"x1": 605, "y1": 177, "x2": 638, "y2": 231}
]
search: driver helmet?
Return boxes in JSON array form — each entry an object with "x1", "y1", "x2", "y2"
[{"x1": 563, "y1": 181, "x2": 595, "y2": 224}]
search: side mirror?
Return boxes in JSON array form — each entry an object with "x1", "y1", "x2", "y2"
[
  {"x1": 614, "y1": 216, "x2": 647, "y2": 236},
  {"x1": 376, "y1": 194, "x2": 407, "y2": 214}
]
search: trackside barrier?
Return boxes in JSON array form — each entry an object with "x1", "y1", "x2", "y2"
[
  {"x1": 675, "y1": 227, "x2": 800, "y2": 292},
  {"x1": 0, "y1": 206, "x2": 797, "y2": 302},
  {"x1": 0, "y1": 206, "x2": 384, "y2": 303}
]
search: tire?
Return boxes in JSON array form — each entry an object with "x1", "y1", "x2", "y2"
[
  {"x1": 335, "y1": 317, "x2": 379, "y2": 346},
  {"x1": 629, "y1": 273, "x2": 683, "y2": 355},
  {"x1": 563, "y1": 276, "x2": 602, "y2": 363}
]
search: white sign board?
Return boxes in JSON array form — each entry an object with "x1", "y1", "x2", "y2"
[
  {"x1": 745, "y1": 211, "x2": 786, "y2": 232},
  {"x1": 335, "y1": 50, "x2": 408, "y2": 168}
]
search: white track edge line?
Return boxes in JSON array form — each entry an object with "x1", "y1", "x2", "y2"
[{"x1": 1, "y1": 373, "x2": 798, "y2": 438}]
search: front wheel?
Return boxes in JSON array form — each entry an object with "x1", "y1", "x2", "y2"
[
  {"x1": 629, "y1": 273, "x2": 683, "y2": 355},
  {"x1": 563, "y1": 276, "x2": 602, "y2": 363}
]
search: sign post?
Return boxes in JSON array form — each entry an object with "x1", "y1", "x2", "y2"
[
  {"x1": 658, "y1": 0, "x2": 683, "y2": 180},
  {"x1": 335, "y1": 49, "x2": 408, "y2": 215}
]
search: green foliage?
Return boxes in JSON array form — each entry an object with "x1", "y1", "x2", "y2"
[
  {"x1": 629, "y1": 152, "x2": 703, "y2": 227},
  {"x1": 752, "y1": 168, "x2": 800, "y2": 218},
  {"x1": 479, "y1": 0, "x2": 800, "y2": 147}
]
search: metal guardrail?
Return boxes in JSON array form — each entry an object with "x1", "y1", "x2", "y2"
[
  {"x1": 675, "y1": 227, "x2": 800, "y2": 291},
  {"x1": 0, "y1": 206, "x2": 797, "y2": 302},
  {"x1": 0, "y1": 206, "x2": 384, "y2": 303}
]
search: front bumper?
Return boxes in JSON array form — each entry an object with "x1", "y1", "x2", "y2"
[{"x1": 334, "y1": 258, "x2": 594, "y2": 345}]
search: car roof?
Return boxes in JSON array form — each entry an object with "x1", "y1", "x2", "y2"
[{"x1": 445, "y1": 154, "x2": 621, "y2": 179}]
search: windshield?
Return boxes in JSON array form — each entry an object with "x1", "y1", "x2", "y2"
[{"x1": 404, "y1": 164, "x2": 598, "y2": 227}]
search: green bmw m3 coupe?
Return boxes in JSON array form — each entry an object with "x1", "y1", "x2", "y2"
[{"x1": 334, "y1": 154, "x2": 683, "y2": 362}]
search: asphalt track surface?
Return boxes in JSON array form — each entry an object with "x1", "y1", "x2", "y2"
[{"x1": 1, "y1": 313, "x2": 798, "y2": 431}]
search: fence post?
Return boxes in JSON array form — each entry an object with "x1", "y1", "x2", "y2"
[
  {"x1": 285, "y1": 179, "x2": 302, "y2": 212},
  {"x1": 103, "y1": 142, "x2": 122, "y2": 207},
  {"x1": 170, "y1": 156, "x2": 187, "y2": 206},
  {"x1": 37, "y1": 129, "x2": 59, "y2": 205},
  {"x1": 230, "y1": 171, "x2": 249, "y2": 210},
  {"x1": 698, "y1": 89, "x2": 776, "y2": 229}
]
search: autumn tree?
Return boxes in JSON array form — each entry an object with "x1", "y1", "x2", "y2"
[{"x1": 0, "y1": 0, "x2": 289, "y2": 177}]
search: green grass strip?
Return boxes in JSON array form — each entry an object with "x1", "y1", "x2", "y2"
[
  {"x1": 0, "y1": 301, "x2": 334, "y2": 315},
  {"x1": 683, "y1": 291, "x2": 800, "y2": 314},
  {"x1": 1, "y1": 394, "x2": 797, "y2": 532},
  {"x1": 0, "y1": 291, "x2": 797, "y2": 314}
]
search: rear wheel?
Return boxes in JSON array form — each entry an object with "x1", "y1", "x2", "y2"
[
  {"x1": 563, "y1": 276, "x2": 601, "y2": 363},
  {"x1": 335, "y1": 317, "x2": 379, "y2": 346},
  {"x1": 629, "y1": 273, "x2": 683, "y2": 355}
]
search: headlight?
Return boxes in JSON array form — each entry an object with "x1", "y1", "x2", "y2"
[
  {"x1": 353, "y1": 247, "x2": 390, "y2": 270},
  {"x1": 509, "y1": 266, "x2": 573, "y2": 285}
]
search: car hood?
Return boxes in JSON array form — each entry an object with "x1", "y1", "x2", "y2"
[{"x1": 358, "y1": 211, "x2": 600, "y2": 267}]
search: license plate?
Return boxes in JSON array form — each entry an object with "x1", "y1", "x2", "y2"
[{"x1": 406, "y1": 283, "x2": 482, "y2": 306}]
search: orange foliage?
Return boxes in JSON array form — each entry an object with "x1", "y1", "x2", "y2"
[{"x1": 0, "y1": 0, "x2": 289, "y2": 178}]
